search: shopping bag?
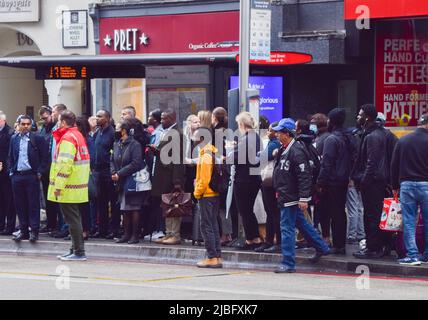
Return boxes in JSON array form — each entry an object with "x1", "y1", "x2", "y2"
[{"x1": 379, "y1": 197, "x2": 403, "y2": 232}]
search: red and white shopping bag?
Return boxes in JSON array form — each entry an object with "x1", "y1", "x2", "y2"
[{"x1": 379, "y1": 197, "x2": 403, "y2": 232}]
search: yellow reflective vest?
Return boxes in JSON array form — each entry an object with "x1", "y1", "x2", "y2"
[{"x1": 48, "y1": 127, "x2": 90, "y2": 203}]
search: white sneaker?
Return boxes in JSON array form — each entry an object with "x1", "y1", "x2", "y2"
[{"x1": 151, "y1": 231, "x2": 166, "y2": 240}]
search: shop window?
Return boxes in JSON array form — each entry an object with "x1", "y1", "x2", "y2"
[{"x1": 111, "y1": 79, "x2": 145, "y2": 122}]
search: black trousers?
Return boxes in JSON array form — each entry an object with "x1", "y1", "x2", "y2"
[
  {"x1": 79, "y1": 202, "x2": 90, "y2": 233},
  {"x1": 361, "y1": 182, "x2": 390, "y2": 252},
  {"x1": 234, "y1": 182, "x2": 260, "y2": 241},
  {"x1": 261, "y1": 186, "x2": 281, "y2": 245},
  {"x1": 0, "y1": 174, "x2": 16, "y2": 232},
  {"x1": 41, "y1": 171, "x2": 60, "y2": 230},
  {"x1": 96, "y1": 174, "x2": 120, "y2": 235},
  {"x1": 324, "y1": 185, "x2": 348, "y2": 249},
  {"x1": 11, "y1": 174, "x2": 40, "y2": 233},
  {"x1": 317, "y1": 193, "x2": 331, "y2": 238}
]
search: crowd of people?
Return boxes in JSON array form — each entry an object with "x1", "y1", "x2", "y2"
[{"x1": 0, "y1": 103, "x2": 427, "y2": 271}]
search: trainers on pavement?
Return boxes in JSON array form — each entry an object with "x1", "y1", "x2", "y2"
[
  {"x1": 398, "y1": 257, "x2": 421, "y2": 266},
  {"x1": 60, "y1": 254, "x2": 87, "y2": 261},
  {"x1": 151, "y1": 231, "x2": 166, "y2": 240},
  {"x1": 57, "y1": 251, "x2": 73, "y2": 260},
  {"x1": 274, "y1": 265, "x2": 296, "y2": 273}
]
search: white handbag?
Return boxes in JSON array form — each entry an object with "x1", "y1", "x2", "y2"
[
  {"x1": 261, "y1": 160, "x2": 274, "y2": 187},
  {"x1": 134, "y1": 167, "x2": 152, "y2": 192}
]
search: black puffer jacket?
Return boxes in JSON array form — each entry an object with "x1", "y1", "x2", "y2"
[
  {"x1": 317, "y1": 129, "x2": 357, "y2": 187},
  {"x1": 273, "y1": 139, "x2": 312, "y2": 208},
  {"x1": 110, "y1": 137, "x2": 143, "y2": 189},
  {"x1": 352, "y1": 123, "x2": 396, "y2": 187}
]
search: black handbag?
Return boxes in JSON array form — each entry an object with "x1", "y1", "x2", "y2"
[{"x1": 161, "y1": 191, "x2": 193, "y2": 218}]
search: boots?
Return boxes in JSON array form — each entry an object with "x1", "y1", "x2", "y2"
[
  {"x1": 115, "y1": 213, "x2": 131, "y2": 243},
  {"x1": 128, "y1": 211, "x2": 140, "y2": 244}
]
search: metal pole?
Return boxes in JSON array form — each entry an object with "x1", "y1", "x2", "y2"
[{"x1": 239, "y1": 0, "x2": 250, "y2": 112}]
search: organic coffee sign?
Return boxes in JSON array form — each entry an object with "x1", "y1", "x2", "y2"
[{"x1": 0, "y1": 0, "x2": 40, "y2": 22}]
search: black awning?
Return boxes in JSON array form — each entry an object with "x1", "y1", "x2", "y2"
[{"x1": 0, "y1": 52, "x2": 238, "y2": 68}]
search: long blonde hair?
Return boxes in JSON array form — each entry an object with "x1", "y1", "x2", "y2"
[{"x1": 198, "y1": 110, "x2": 212, "y2": 129}]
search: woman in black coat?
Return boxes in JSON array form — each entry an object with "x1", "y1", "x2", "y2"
[
  {"x1": 111, "y1": 119, "x2": 145, "y2": 244},
  {"x1": 226, "y1": 112, "x2": 262, "y2": 250}
]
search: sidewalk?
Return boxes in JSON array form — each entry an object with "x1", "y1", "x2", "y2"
[{"x1": 1, "y1": 235, "x2": 427, "y2": 278}]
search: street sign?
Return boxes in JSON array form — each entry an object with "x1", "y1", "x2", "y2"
[
  {"x1": 236, "y1": 51, "x2": 313, "y2": 65},
  {"x1": 62, "y1": 10, "x2": 88, "y2": 48},
  {"x1": 250, "y1": 0, "x2": 271, "y2": 61}
]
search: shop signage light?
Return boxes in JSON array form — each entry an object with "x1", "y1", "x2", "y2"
[
  {"x1": 236, "y1": 51, "x2": 313, "y2": 65},
  {"x1": 103, "y1": 28, "x2": 150, "y2": 52}
]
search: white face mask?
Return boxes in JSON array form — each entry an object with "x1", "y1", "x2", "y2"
[{"x1": 310, "y1": 124, "x2": 318, "y2": 135}]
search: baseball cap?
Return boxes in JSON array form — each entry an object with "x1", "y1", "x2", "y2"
[
  {"x1": 418, "y1": 113, "x2": 428, "y2": 126},
  {"x1": 272, "y1": 118, "x2": 296, "y2": 132}
]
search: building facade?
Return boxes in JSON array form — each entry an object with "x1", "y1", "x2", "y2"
[{"x1": 0, "y1": 0, "x2": 100, "y2": 121}]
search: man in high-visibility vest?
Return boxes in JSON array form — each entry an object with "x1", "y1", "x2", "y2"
[{"x1": 48, "y1": 110, "x2": 90, "y2": 261}]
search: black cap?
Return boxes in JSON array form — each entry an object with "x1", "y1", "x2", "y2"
[
  {"x1": 418, "y1": 113, "x2": 428, "y2": 126},
  {"x1": 328, "y1": 108, "x2": 346, "y2": 127}
]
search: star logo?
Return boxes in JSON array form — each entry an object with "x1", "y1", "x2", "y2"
[
  {"x1": 103, "y1": 34, "x2": 112, "y2": 47},
  {"x1": 139, "y1": 33, "x2": 149, "y2": 46}
]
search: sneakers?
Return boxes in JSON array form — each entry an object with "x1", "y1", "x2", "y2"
[
  {"x1": 274, "y1": 265, "x2": 296, "y2": 273},
  {"x1": 151, "y1": 231, "x2": 166, "y2": 240},
  {"x1": 353, "y1": 248, "x2": 383, "y2": 259},
  {"x1": 197, "y1": 258, "x2": 222, "y2": 268},
  {"x1": 60, "y1": 254, "x2": 87, "y2": 261},
  {"x1": 57, "y1": 251, "x2": 73, "y2": 260},
  {"x1": 398, "y1": 257, "x2": 421, "y2": 266}
]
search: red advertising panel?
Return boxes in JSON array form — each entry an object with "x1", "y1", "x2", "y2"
[
  {"x1": 99, "y1": 11, "x2": 239, "y2": 55},
  {"x1": 345, "y1": 0, "x2": 428, "y2": 20},
  {"x1": 236, "y1": 52, "x2": 313, "y2": 65},
  {"x1": 376, "y1": 20, "x2": 428, "y2": 127}
]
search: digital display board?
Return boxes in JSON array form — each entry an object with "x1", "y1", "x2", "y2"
[
  {"x1": 36, "y1": 66, "x2": 87, "y2": 79},
  {"x1": 230, "y1": 76, "x2": 283, "y2": 124}
]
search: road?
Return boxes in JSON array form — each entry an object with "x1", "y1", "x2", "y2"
[{"x1": 0, "y1": 254, "x2": 427, "y2": 300}]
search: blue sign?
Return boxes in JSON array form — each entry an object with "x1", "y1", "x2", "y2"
[{"x1": 230, "y1": 76, "x2": 283, "y2": 124}]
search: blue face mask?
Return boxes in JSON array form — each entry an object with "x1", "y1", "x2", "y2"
[{"x1": 310, "y1": 124, "x2": 318, "y2": 135}]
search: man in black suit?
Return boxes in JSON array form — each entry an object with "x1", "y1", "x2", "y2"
[
  {"x1": 0, "y1": 111, "x2": 16, "y2": 235},
  {"x1": 149, "y1": 109, "x2": 185, "y2": 245},
  {"x1": 9, "y1": 115, "x2": 48, "y2": 242}
]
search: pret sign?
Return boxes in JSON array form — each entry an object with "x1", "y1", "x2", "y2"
[{"x1": 99, "y1": 11, "x2": 239, "y2": 54}]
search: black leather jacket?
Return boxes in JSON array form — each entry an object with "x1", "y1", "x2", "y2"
[{"x1": 273, "y1": 139, "x2": 312, "y2": 208}]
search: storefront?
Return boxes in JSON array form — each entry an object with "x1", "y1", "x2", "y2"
[
  {"x1": 345, "y1": 0, "x2": 428, "y2": 136},
  {"x1": 90, "y1": 2, "x2": 241, "y2": 124}
]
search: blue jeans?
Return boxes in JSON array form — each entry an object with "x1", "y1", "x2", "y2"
[
  {"x1": 400, "y1": 181, "x2": 428, "y2": 259},
  {"x1": 346, "y1": 186, "x2": 365, "y2": 240},
  {"x1": 280, "y1": 205, "x2": 330, "y2": 269}
]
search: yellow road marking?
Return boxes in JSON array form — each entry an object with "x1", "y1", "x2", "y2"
[{"x1": 0, "y1": 270, "x2": 252, "y2": 285}]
